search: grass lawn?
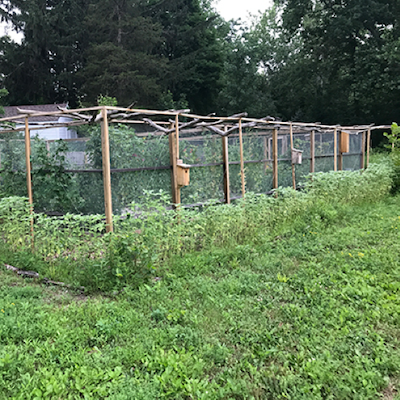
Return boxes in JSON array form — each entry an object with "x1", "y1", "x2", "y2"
[{"x1": 0, "y1": 194, "x2": 400, "y2": 399}]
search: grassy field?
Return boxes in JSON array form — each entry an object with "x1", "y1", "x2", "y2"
[{"x1": 1, "y1": 188, "x2": 400, "y2": 398}]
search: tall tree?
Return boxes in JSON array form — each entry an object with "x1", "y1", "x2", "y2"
[
  {"x1": 141, "y1": 0, "x2": 225, "y2": 114},
  {"x1": 0, "y1": 0, "x2": 225, "y2": 113},
  {"x1": 273, "y1": 0, "x2": 400, "y2": 124},
  {"x1": 0, "y1": 0, "x2": 88, "y2": 105},
  {"x1": 77, "y1": 0, "x2": 168, "y2": 108}
]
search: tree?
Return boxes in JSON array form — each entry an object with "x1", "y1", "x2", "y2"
[
  {"x1": 77, "y1": 0, "x2": 168, "y2": 108},
  {"x1": 0, "y1": 0, "x2": 225, "y2": 113},
  {"x1": 0, "y1": 0, "x2": 88, "y2": 106},
  {"x1": 147, "y1": 0, "x2": 225, "y2": 114},
  {"x1": 273, "y1": 0, "x2": 400, "y2": 124}
]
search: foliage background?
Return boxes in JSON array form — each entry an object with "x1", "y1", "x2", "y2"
[{"x1": 0, "y1": 1, "x2": 399, "y2": 126}]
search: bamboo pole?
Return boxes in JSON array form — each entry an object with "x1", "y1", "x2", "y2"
[
  {"x1": 24, "y1": 117, "x2": 34, "y2": 248},
  {"x1": 310, "y1": 130, "x2": 315, "y2": 173},
  {"x1": 366, "y1": 128, "x2": 371, "y2": 167},
  {"x1": 101, "y1": 107, "x2": 113, "y2": 233},
  {"x1": 361, "y1": 131, "x2": 366, "y2": 170},
  {"x1": 334, "y1": 127, "x2": 338, "y2": 171},
  {"x1": 272, "y1": 128, "x2": 278, "y2": 189},
  {"x1": 169, "y1": 123, "x2": 180, "y2": 205},
  {"x1": 222, "y1": 126, "x2": 230, "y2": 204},
  {"x1": 238, "y1": 118, "x2": 245, "y2": 198},
  {"x1": 290, "y1": 122, "x2": 296, "y2": 189}
]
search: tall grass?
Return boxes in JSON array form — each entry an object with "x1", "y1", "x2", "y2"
[{"x1": 0, "y1": 160, "x2": 394, "y2": 292}]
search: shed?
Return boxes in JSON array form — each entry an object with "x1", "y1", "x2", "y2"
[{"x1": 3, "y1": 103, "x2": 78, "y2": 140}]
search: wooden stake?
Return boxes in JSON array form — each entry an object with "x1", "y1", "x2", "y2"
[
  {"x1": 238, "y1": 118, "x2": 245, "y2": 198},
  {"x1": 24, "y1": 117, "x2": 34, "y2": 248},
  {"x1": 272, "y1": 128, "x2": 278, "y2": 189},
  {"x1": 310, "y1": 130, "x2": 315, "y2": 173},
  {"x1": 289, "y1": 122, "x2": 296, "y2": 189},
  {"x1": 222, "y1": 126, "x2": 230, "y2": 204},
  {"x1": 361, "y1": 131, "x2": 366, "y2": 170},
  {"x1": 101, "y1": 107, "x2": 113, "y2": 233},
  {"x1": 366, "y1": 128, "x2": 371, "y2": 167},
  {"x1": 169, "y1": 123, "x2": 180, "y2": 205},
  {"x1": 175, "y1": 114, "x2": 179, "y2": 159},
  {"x1": 334, "y1": 127, "x2": 338, "y2": 171}
]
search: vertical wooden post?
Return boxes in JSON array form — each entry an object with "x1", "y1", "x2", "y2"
[
  {"x1": 334, "y1": 127, "x2": 338, "y2": 172},
  {"x1": 338, "y1": 131, "x2": 343, "y2": 171},
  {"x1": 289, "y1": 123, "x2": 296, "y2": 190},
  {"x1": 238, "y1": 118, "x2": 245, "y2": 198},
  {"x1": 310, "y1": 130, "x2": 315, "y2": 173},
  {"x1": 24, "y1": 117, "x2": 34, "y2": 247},
  {"x1": 175, "y1": 114, "x2": 180, "y2": 159},
  {"x1": 272, "y1": 127, "x2": 278, "y2": 189},
  {"x1": 366, "y1": 128, "x2": 371, "y2": 167},
  {"x1": 222, "y1": 126, "x2": 230, "y2": 204},
  {"x1": 361, "y1": 131, "x2": 366, "y2": 170},
  {"x1": 101, "y1": 107, "x2": 113, "y2": 233},
  {"x1": 169, "y1": 121, "x2": 180, "y2": 205}
]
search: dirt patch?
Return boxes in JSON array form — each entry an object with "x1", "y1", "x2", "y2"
[{"x1": 382, "y1": 380, "x2": 398, "y2": 400}]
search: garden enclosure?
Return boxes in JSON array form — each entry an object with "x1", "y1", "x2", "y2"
[{"x1": 0, "y1": 105, "x2": 387, "y2": 233}]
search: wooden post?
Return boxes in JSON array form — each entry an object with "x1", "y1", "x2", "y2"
[
  {"x1": 238, "y1": 118, "x2": 245, "y2": 198},
  {"x1": 366, "y1": 128, "x2": 371, "y2": 167},
  {"x1": 101, "y1": 107, "x2": 113, "y2": 233},
  {"x1": 361, "y1": 131, "x2": 366, "y2": 170},
  {"x1": 222, "y1": 126, "x2": 230, "y2": 204},
  {"x1": 338, "y1": 131, "x2": 343, "y2": 171},
  {"x1": 272, "y1": 127, "x2": 278, "y2": 189},
  {"x1": 310, "y1": 130, "x2": 315, "y2": 173},
  {"x1": 175, "y1": 114, "x2": 179, "y2": 159},
  {"x1": 334, "y1": 127, "x2": 338, "y2": 172},
  {"x1": 24, "y1": 117, "x2": 34, "y2": 247},
  {"x1": 290, "y1": 123, "x2": 296, "y2": 190},
  {"x1": 169, "y1": 122, "x2": 180, "y2": 205}
]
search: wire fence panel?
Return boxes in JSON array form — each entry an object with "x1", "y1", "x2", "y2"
[
  {"x1": 107, "y1": 127, "x2": 171, "y2": 213},
  {"x1": 180, "y1": 130, "x2": 224, "y2": 204},
  {"x1": 0, "y1": 124, "x2": 365, "y2": 215},
  {"x1": 0, "y1": 134, "x2": 26, "y2": 198},
  {"x1": 228, "y1": 129, "x2": 274, "y2": 198}
]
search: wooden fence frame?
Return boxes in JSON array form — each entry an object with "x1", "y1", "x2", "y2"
[{"x1": 0, "y1": 105, "x2": 385, "y2": 238}]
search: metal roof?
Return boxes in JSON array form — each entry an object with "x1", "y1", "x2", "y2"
[{"x1": 3, "y1": 104, "x2": 68, "y2": 122}]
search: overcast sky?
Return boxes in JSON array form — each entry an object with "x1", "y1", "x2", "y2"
[{"x1": 213, "y1": 0, "x2": 273, "y2": 21}]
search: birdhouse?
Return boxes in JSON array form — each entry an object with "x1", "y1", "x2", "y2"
[
  {"x1": 291, "y1": 148, "x2": 303, "y2": 164},
  {"x1": 340, "y1": 131, "x2": 350, "y2": 153},
  {"x1": 176, "y1": 160, "x2": 190, "y2": 187}
]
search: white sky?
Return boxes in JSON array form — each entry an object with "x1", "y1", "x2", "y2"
[{"x1": 213, "y1": 0, "x2": 273, "y2": 21}]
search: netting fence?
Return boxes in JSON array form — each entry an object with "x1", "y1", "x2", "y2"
[
  {"x1": 0, "y1": 124, "x2": 364, "y2": 216},
  {"x1": 0, "y1": 105, "x2": 380, "y2": 233}
]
